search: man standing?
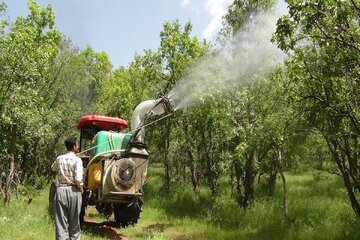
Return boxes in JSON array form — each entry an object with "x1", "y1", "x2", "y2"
[{"x1": 52, "y1": 137, "x2": 83, "y2": 240}]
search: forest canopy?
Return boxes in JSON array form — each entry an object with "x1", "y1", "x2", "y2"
[{"x1": 0, "y1": 0, "x2": 359, "y2": 221}]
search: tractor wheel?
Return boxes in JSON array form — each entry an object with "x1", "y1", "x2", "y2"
[
  {"x1": 113, "y1": 200, "x2": 142, "y2": 227},
  {"x1": 96, "y1": 202, "x2": 113, "y2": 218},
  {"x1": 80, "y1": 189, "x2": 92, "y2": 224}
]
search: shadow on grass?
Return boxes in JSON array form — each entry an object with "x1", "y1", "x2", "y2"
[
  {"x1": 82, "y1": 219, "x2": 125, "y2": 240},
  {"x1": 130, "y1": 223, "x2": 174, "y2": 239},
  {"x1": 145, "y1": 183, "x2": 214, "y2": 219},
  {"x1": 143, "y1": 165, "x2": 359, "y2": 239},
  {"x1": 145, "y1": 223, "x2": 174, "y2": 232}
]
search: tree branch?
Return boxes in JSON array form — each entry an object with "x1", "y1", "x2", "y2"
[
  {"x1": 314, "y1": 165, "x2": 342, "y2": 177},
  {"x1": 314, "y1": 21, "x2": 360, "y2": 52},
  {"x1": 350, "y1": 0, "x2": 360, "y2": 16}
]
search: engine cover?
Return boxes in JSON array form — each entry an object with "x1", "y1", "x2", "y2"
[
  {"x1": 99, "y1": 155, "x2": 148, "y2": 202},
  {"x1": 112, "y1": 158, "x2": 136, "y2": 190}
]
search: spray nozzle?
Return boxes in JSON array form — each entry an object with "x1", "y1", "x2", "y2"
[
  {"x1": 155, "y1": 92, "x2": 175, "y2": 113},
  {"x1": 162, "y1": 95, "x2": 175, "y2": 113}
]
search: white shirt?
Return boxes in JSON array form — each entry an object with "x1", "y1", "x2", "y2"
[{"x1": 51, "y1": 151, "x2": 83, "y2": 190}]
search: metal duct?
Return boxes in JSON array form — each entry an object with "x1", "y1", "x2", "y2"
[{"x1": 131, "y1": 96, "x2": 174, "y2": 143}]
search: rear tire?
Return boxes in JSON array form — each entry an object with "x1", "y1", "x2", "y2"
[
  {"x1": 96, "y1": 202, "x2": 113, "y2": 218},
  {"x1": 113, "y1": 200, "x2": 142, "y2": 227}
]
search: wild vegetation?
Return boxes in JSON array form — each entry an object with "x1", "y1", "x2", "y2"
[
  {"x1": 1, "y1": 164, "x2": 360, "y2": 239},
  {"x1": 0, "y1": 0, "x2": 359, "y2": 238}
]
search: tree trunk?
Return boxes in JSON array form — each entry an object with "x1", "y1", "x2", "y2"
[
  {"x1": 4, "y1": 125, "x2": 17, "y2": 205},
  {"x1": 267, "y1": 169, "x2": 277, "y2": 197},
  {"x1": 182, "y1": 157, "x2": 187, "y2": 182},
  {"x1": 233, "y1": 161, "x2": 244, "y2": 204},
  {"x1": 343, "y1": 135, "x2": 360, "y2": 193},
  {"x1": 5, "y1": 158, "x2": 15, "y2": 204},
  {"x1": 342, "y1": 168, "x2": 360, "y2": 218},
  {"x1": 203, "y1": 131, "x2": 217, "y2": 195},
  {"x1": 163, "y1": 154, "x2": 170, "y2": 191},
  {"x1": 276, "y1": 147, "x2": 288, "y2": 218},
  {"x1": 163, "y1": 154, "x2": 169, "y2": 189},
  {"x1": 242, "y1": 151, "x2": 256, "y2": 208},
  {"x1": 0, "y1": 173, "x2": 3, "y2": 197},
  {"x1": 182, "y1": 118, "x2": 199, "y2": 193},
  {"x1": 188, "y1": 150, "x2": 199, "y2": 193},
  {"x1": 327, "y1": 138, "x2": 360, "y2": 218},
  {"x1": 163, "y1": 121, "x2": 171, "y2": 192}
]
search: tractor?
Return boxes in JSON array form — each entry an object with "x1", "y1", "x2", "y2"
[{"x1": 50, "y1": 95, "x2": 174, "y2": 226}]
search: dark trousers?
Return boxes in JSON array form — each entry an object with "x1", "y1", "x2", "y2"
[{"x1": 53, "y1": 186, "x2": 82, "y2": 240}]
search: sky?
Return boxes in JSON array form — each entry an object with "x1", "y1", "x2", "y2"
[{"x1": 3, "y1": 0, "x2": 287, "y2": 69}]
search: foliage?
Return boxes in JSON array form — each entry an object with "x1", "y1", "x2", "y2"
[
  {"x1": 0, "y1": 0, "x2": 110, "y2": 196},
  {"x1": 217, "y1": 0, "x2": 284, "y2": 207},
  {"x1": 219, "y1": 0, "x2": 277, "y2": 41},
  {"x1": 0, "y1": 0, "x2": 61, "y2": 194},
  {"x1": 273, "y1": 0, "x2": 360, "y2": 217}
]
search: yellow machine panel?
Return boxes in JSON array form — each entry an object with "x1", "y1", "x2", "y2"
[{"x1": 87, "y1": 162, "x2": 102, "y2": 191}]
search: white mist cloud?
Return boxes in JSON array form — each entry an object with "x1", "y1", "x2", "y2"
[
  {"x1": 180, "y1": 0, "x2": 190, "y2": 8},
  {"x1": 202, "y1": 0, "x2": 232, "y2": 40},
  {"x1": 169, "y1": 10, "x2": 287, "y2": 110},
  {"x1": 180, "y1": 0, "x2": 201, "y2": 15}
]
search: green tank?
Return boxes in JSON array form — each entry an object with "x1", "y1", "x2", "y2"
[{"x1": 90, "y1": 131, "x2": 132, "y2": 158}]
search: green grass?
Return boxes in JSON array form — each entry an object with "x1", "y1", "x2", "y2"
[
  {"x1": 0, "y1": 188, "x2": 107, "y2": 240},
  {"x1": 1, "y1": 166, "x2": 359, "y2": 239}
]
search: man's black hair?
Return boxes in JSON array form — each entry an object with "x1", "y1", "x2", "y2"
[{"x1": 65, "y1": 137, "x2": 77, "y2": 151}]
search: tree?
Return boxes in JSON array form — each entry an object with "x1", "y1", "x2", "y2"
[
  {"x1": 0, "y1": 0, "x2": 111, "y2": 201},
  {"x1": 96, "y1": 66, "x2": 135, "y2": 119},
  {"x1": 220, "y1": 0, "x2": 277, "y2": 41},
  {"x1": 273, "y1": 0, "x2": 360, "y2": 217},
  {"x1": 219, "y1": 0, "x2": 280, "y2": 207},
  {"x1": 155, "y1": 20, "x2": 210, "y2": 191},
  {"x1": 0, "y1": 0, "x2": 61, "y2": 202},
  {"x1": 43, "y1": 39, "x2": 109, "y2": 167},
  {"x1": 80, "y1": 46, "x2": 113, "y2": 109}
]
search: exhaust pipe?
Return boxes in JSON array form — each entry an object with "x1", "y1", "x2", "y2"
[{"x1": 131, "y1": 94, "x2": 174, "y2": 143}]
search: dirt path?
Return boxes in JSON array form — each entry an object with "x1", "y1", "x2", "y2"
[{"x1": 83, "y1": 217, "x2": 128, "y2": 240}]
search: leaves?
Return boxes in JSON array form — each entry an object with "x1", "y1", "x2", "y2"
[
  {"x1": 273, "y1": 0, "x2": 360, "y2": 216},
  {"x1": 0, "y1": 1, "x2": 112, "y2": 190}
]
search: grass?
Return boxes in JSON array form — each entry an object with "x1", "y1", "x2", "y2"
[{"x1": 0, "y1": 165, "x2": 359, "y2": 239}]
